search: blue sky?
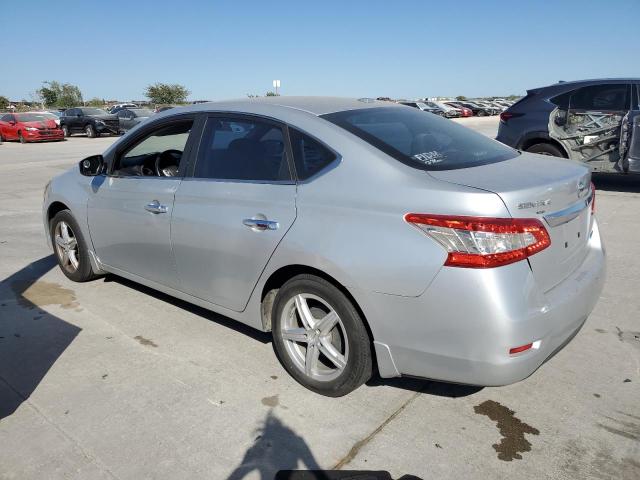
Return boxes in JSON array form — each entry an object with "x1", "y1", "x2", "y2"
[{"x1": 3, "y1": 0, "x2": 638, "y2": 101}]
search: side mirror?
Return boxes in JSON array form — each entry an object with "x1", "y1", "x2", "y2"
[{"x1": 79, "y1": 155, "x2": 105, "y2": 176}]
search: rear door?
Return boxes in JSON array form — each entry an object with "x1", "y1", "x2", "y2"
[{"x1": 171, "y1": 115, "x2": 297, "y2": 312}]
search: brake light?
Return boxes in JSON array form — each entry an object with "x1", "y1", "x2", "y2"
[
  {"x1": 404, "y1": 214, "x2": 551, "y2": 268},
  {"x1": 499, "y1": 111, "x2": 523, "y2": 123},
  {"x1": 590, "y1": 181, "x2": 596, "y2": 214}
]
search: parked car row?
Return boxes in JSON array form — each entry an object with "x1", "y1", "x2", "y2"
[{"x1": 398, "y1": 98, "x2": 515, "y2": 118}]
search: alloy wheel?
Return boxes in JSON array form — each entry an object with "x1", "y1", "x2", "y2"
[
  {"x1": 280, "y1": 293, "x2": 349, "y2": 382},
  {"x1": 54, "y1": 221, "x2": 79, "y2": 273}
]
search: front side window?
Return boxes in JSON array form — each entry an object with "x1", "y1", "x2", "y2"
[
  {"x1": 81, "y1": 108, "x2": 108, "y2": 116},
  {"x1": 569, "y1": 84, "x2": 630, "y2": 111},
  {"x1": 322, "y1": 107, "x2": 518, "y2": 171},
  {"x1": 193, "y1": 117, "x2": 291, "y2": 182},
  {"x1": 112, "y1": 120, "x2": 193, "y2": 177}
]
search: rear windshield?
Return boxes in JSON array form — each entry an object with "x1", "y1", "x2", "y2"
[{"x1": 322, "y1": 107, "x2": 518, "y2": 170}]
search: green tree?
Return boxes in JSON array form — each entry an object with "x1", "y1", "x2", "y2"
[
  {"x1": 38, "y1": 81, "x2": 61, "y2": 106},
  {"x1": 456, "y1": 95, "x2": 467, "y2": 101},
  {"x1": 37, "y1": 81, "x2": 83, "y2": 108},
  {"x1": 86, "y1": 97, "x2": 105, "y2": 107},
  {"x1": 0, "y1": 95, "x2": 9, "y2": 109},
  {"x1": 145, "y1": 83, "x2": 190, "y2": 104},
  {"x1": 265, "y1": 91, "x2": 278, "y2": 96}
]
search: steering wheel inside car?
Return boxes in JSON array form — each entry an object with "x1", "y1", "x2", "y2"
[{"x1": 154, "y1": 149, "x2": 182, "y2": 177}]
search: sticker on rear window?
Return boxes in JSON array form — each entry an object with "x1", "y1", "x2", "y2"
[{"x1": 411, "y1": 151, "x2": 445, "y2": 165}]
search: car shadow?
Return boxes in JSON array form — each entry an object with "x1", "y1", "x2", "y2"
[
  {"x1": 0, "y1": 255, "x2": 81, "y2": 419},
  {"x1": 105, "y1": 275, "x2": 271, "y2": 344},
  {"x1": 366, "y1": 375, "x2": 482, "y2": 397},
  {"x1": 106, "y1": 275, "x2": 483, "y2": 397},
  {"x1": 592, "y1": 173, "x2": 640, "y2": 193}
]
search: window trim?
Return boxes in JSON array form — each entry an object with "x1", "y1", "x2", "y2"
[
  {"x1": 186, "y1": 112, "x2": 297, "y2": 185},
  {"x1": 106, "y1": 112, "x2": 202, "y2": 179},
  {"x1": 567, "y1": 83, "x2": 632, "y2": 112},
  {"x1": 286, "y1": 125, "x2": 342, "y2": 183}
]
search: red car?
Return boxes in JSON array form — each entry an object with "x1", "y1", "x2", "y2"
[{"x1": 0, "y1": 112, "x2": 64, "y2": 143}]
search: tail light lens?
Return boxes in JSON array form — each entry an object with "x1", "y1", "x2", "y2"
[
  {"x1": 590, "y1": 181, "x2": 596, "y2": 214},
  {"x1": 404, "y1": 214, "x2": 551, "y2": 268},
  {"x1": 499, "y1": 111, "x2": 523, "y2": 123}
]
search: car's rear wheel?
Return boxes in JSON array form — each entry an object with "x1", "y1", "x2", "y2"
[
  {"x1": 50, "y1": 210, "x2": 98, "y2": 282},
  {"x1": 85, "y1": 124, "x2": 96, "y2": 138},
  {"x1": 526, "y1": 142, "x2": 565, "y2": 158},
  {"x1": 18, "y1": 132, "x2": 26, "y2": 144},
  {"x1": 272, "y1": 274, "x2": 372, "y2": 396},
  {"x1": 61, "y1": 125, "x2": 70, "y2": 137}
]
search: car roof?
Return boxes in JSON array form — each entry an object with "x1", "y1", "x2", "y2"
[
  {"x1": 531, "y1": 78, "x2": 640, "y2": 94},
  {"x1": 161, "y1": 96, "x2": 403, "y2": 117}
]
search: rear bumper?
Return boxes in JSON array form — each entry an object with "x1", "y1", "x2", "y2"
[{"x1": 365, "y1": 218, "x2": 606, "y2": 386}]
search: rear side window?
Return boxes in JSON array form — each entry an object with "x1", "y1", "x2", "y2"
[
  {"x1": 322, "y1": 107, "x2": 518, "y2": 171},
  {"x1": 288, "y1": 128, "x2": 336, "y2": 180},
  {"x1": 569, "y1": 84, "x2": 630, "y2": 111},
  {"x1": 193, "y1": 117, "x2": 291, "y2": 182}
]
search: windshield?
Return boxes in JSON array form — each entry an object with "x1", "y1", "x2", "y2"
[
  {"x1": 130, "y1": 109, "x2": 153, "y2": 117},
  {"x1": 322, "y1": 107, "x2": 518, "y2": 171},
  {"x1": 81, "y1": 108, "x2": 108, "y2": 115},
  {"x1": 15, "y1": 113, "x2": 56, "y2": 122}
]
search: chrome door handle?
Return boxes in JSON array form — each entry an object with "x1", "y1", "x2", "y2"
[
  {"x1": 243, "y1": 218, "x2": 279, "y2": 231},
  {"x1": 145, "y1": 200, "x2": 168, "y2": 214}
]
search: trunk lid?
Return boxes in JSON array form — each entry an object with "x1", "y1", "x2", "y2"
[{"x1": 429, "y1": 152, "x2": 593, "y2": 292}]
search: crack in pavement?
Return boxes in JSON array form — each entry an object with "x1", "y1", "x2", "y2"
[{"x1": 332, "y1": 390, "x2": 422, "y2": 470}]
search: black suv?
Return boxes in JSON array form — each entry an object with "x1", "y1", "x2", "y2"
[
  {"x1": 60, "y1": 107, "x2": 120, "y2": 138},
  {"x1": 497, "y1": 78, "x2": 640, "y2": 174}
]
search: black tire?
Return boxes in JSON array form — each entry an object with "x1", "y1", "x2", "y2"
[
  {"x1": 49, "y1": 210, "x2": 98, "y2": 282},
  {"x1": 526, "y1": 142, "x2": 565, "y2": 157},
  {"x1": 18, "y1": 132, "x2": 26, "y2": 144},
  {"x1": 477, "y1": 110, "x2": 487, "y2": 117},
  {"x1": 272, "y1": 274, "x2": 372, "y2": 396},
  {"x1": 85, "y1": 124, "x2": 96, "y2": 138},
  {"x1": 61, "y1": 125, "x2": 70, "y2": 137}
]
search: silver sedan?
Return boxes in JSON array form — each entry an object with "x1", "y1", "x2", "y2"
[{"x1": 43, "y1": 97, "x2": 606, "y2": 396}]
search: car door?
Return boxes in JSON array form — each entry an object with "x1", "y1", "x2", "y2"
[
  {"x1": 171, "y1": 115, "x2": 297, "y2": 312},
  {"x1": 65, "y1": 108, "x2": 79, "y2": 132},
  {"x1": 116, "y1": 110, "x2": 132, "y2": 130},
  {"x1": 87, "y1": 115, "x2": 199, "y2": 288},
  {"x1": 0, "y1": 114, "x2": 16, "y2": 139}
]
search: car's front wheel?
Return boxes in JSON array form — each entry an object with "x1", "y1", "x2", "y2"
[
  {"x1": 61, "y1": 125, "x2": 70, "y2": 137},
  {"x1": 85, "y1": 124, "x2": 96, "y2": 138},
  {"x1": 272, "y1": 274, "x2": 372, "y2": 396},
  {"x1": 50, "y1": 210, "x2": 98, "y2": 282},
  {"x1": 18, "y1": 132, "x2": 26, "y2": 144}
]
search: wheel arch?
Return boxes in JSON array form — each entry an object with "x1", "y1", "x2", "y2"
[
  {"x1": 260, "y1": 264, "x2": 375, "y2": 348},
  {"x1": 47, "y1": 201, "x2": 70, "y2": 224},
  {"x1": 519, "y1": 134, "x2": 568, "y2": 158}
]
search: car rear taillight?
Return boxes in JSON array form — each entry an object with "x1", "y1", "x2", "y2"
[
  {"x1": 404, "y1": 214, "x2": 551, "y2": 268},
  {"x1": 499, "y1": 111, "x2": 523, "y2": 123},
  {"x1": 590, "y1": 181, "x2": 596, "y2": 214}
]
